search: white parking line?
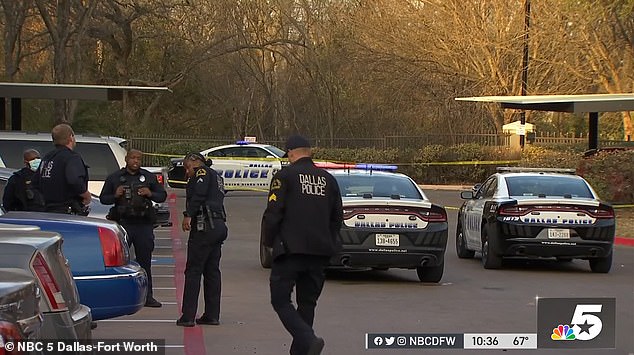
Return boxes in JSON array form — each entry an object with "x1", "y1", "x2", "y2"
[
  {"x1": 154, "y1": 287, "x2": 176, "y2": 290},
  {"x1": 155, "y1": 237, "x2": 172, "y2": 240},
  {"x1": 160, "y1": 302, "x2": 178, "y2": 305},
  {"x1": 153, "y1": 255, "x2": 174, "y2": 258},
  {"x1": 154, "y1": 246, "x2": 173, "y2": 249},
  {"x1": 152, "y1": 275, "x2": 174, "y2": 278}
]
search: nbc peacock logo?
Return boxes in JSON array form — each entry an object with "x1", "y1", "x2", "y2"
[{"x1": 551, "y1": 325, "x2": 576, "y2": 341}]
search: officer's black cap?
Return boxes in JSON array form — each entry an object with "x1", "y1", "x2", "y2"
[{"x1": 283, "y1": 135, "x2": 311, "y2": 157}]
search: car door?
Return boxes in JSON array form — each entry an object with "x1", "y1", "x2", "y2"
[
  {"x1": 464, "y1": 177, "x2": 495, "y2": 250},
  {"x1": 208, "y1": 146, "x2": 274, "y2": 191}
]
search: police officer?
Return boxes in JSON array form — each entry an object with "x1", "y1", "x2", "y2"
[
  {"x1": 99, "y1": 149, "x2": 167, "y2": 308},
  {"x1": 2, "y1": 149, "x2": 45, "y2": 211},
  {"x1": 263, "y1": 135, "x2": 343, "y2": 355},
  {"x1": 33, "y1": 123, "x2": 91, "y2": 214},
  {"x1": 176, "y1": 152, "x2": 228, "y2": 327}
]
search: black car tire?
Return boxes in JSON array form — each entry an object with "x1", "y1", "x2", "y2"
[
  {"x1": 416, "y1": 261, "x2": 444, "y2": 283},
  {"x1": 589, "y1": 251, "x2": 612, "y2": 273},
  {"x1": 259, "y1": 219, "x2": 272, "y2": 269},
  {"x1": 481, "y1": 231, "x2": 502, "y2": 269},
  {"x1": 456, "y1": 220, "x2": 475, "y2": 259}
]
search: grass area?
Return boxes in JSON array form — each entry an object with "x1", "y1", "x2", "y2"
[{"x1": 615, "y1": 209, "x2": 634, "y2": 238}]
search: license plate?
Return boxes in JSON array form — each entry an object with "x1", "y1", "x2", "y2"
[
  {"x1": 376, "y1": 234, "x2": 400, "y2": 247},
  {"x1": 548, "y1": 228, "x2": 570, "y2": 239}
]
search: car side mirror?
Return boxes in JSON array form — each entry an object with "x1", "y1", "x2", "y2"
[{"x1": 461, "y1": 191, "x2": 474, "y2": 199}]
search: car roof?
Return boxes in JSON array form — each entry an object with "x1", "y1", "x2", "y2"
[
  {"x1": 495, "y1": 172, "x2": 585, "y2": 180},
  {"x1": 0, "y1": 131, "x2": 126, "y2": 144},
  {"x1": 203, "y1": 143, "x2": 277, "y2": 151},
  {"x1": 327, "y1": 169, "x2": 412, "y2": 179}
]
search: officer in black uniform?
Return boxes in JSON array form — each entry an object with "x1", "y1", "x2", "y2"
[
  {"x1": 2, "y1": 149, "x2": 44, "y2": 211},
  {"x1": 263, "y1": 135, "x2": 343, "y2": 355},
  {"x1": 33, "y1": 123, "x2": 91, "y2": 214},
  {"x1": 99, "y1": 149, "x2": 167, "y2": 308},
  {"x1": 176, "y1": 152, "x2": 228, "y2": 327}
]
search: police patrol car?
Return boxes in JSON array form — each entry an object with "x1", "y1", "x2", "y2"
[
  {"x1": 167, "y1": 142, "x2": 286, "y2": 191},
  {"x1": 260, "y1": 163, "x2": 449, "y2": 283},
  {"x1": 456, "y1": 167, "x2": 615, "y2": 273}
]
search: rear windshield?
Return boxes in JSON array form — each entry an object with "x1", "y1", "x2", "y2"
[
  {"x1": 0, "y1": 140, "x2": 120, "y2": 180},
  {"x1": 505, "y1": 175, "x2": 593, "y2": 198},
  {"x1": 333, "y1": 174, "x2": 422, "y2": 199}
]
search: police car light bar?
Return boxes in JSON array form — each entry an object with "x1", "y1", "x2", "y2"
[
  {"x1": 235, "y1": 140, "x2": 251, "y2": 145},
  {"x1": 496, "y1": 167, "x2": 577, "y2": 174},
  {"x1": 315, "y1": 162, "x2": 398, "y2": 171}
]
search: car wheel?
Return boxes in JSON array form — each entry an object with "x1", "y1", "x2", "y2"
[
  {"x1": 456, "y1": 221, "x2": 475, "y2": 259},
  {"x1": 416, "y1": 261, "x2": 444, "y2": 283},
  {"x1": 259, "y1": 221, "x2": 272, "y2": 269},
  {"x1": 589, "y1": 251, "x2": 612, "y2": 273},
  {"x1": 481, "y1": 232, "x2": 502, "y2": 269}
]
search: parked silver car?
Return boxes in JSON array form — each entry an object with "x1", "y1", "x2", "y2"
[
  {"x1": 0, "y1": 268, "x2": 42, "y2": 345},
  {"x1": 0, "y1": 225, "x2": 92, "y2": 340}
]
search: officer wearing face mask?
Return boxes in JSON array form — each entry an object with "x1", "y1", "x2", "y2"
[{"x1": 2, "y1": 149, "x2": 46, "y2": 211}]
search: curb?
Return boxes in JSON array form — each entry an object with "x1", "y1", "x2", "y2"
[{"x1": 615, "y1": 237, "x2": 634, "y2": 247}]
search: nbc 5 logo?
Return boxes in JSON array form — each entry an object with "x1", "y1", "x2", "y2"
[{"x1": 569, "y1": 304, "x2": 603, "y2": 340}]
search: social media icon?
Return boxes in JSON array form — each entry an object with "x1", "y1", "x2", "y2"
[
  {"x1": 385, "y1": 337, "x2": 395, "y2": 346},
  {"x1": 397, "y1": 336, "x2": 407, "y2": 346},
  {"x1": 373, "y1": 337, "x2": 383, "y2": 346}
]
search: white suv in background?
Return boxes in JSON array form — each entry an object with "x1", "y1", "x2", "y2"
[
  {"x1": 0, "y1": 131, "x2": 171, "y2": 226},
  {"x1": 0, "y1": 131, "x2": 127, "y2": 194}
]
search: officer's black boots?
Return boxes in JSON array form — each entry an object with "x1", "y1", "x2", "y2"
[
  {"x1": 145, "y1": 296, "x2": 162, "y2": 308},
  {"x1": 195, "y1": 315, "x2": 220, "y2": 325},
  {"x1": 176, "y1": 317, "x2": 195, "y2": 327}
]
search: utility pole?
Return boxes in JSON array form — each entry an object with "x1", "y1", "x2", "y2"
[{"x1": 520, "y1": 0, "x2": 531, "y2": 148}]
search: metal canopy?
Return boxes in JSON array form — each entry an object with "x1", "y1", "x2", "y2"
[
  {"x1": 0, "y1": 82, "x2": 171, "y2": 101},
  {"x1": 455, "y1": 93, "x2": 634, "y2": 150},
  {"x1": 0, "y1": 82, "x2": 171, "y2": 130},
  {"x1": 456, "y1": 93, "x2": 634, "y2": 113}
]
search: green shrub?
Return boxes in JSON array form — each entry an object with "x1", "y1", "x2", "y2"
[{"x1": 576, "y1": 150, "x2": 634, "y2": 203}]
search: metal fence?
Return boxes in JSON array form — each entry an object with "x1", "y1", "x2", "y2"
[{"x1": 125, "y1": 133, "x2": 514, "y2": 153}]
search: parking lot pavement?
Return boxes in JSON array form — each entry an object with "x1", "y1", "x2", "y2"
[
  {"x1": 92, "y1": 190, "x2": 634, "y2": 355},
  {"x1": 93, "y1": 224, "x2": 185, "y2": 354}
]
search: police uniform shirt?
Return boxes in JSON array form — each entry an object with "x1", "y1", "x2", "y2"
[
  {"x1": 2, "y1": 167, "x2": 35, "y2": 211},
  {"x1": 185, "y1": 165, "x2": 225, "y2": 219},
  {"x1": 34, "y1": 146, "x2": 88, "y2": 205},
  {"x1": 100, "y1": 168, "x2": 167, "y2": 211},
  {"x1": 263, "y1": 156, "x2": 343, "y2": 258}
]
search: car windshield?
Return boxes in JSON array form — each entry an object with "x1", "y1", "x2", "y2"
[
  {"x1": 264, "y1": 145, "x2": 285, "y2": 158},
  {"x1": 333, "y1": 174, "x2": 422, "y2": 199},
  {"x1": 505, "y1": 175, "x2": 594, "y2": 198}
]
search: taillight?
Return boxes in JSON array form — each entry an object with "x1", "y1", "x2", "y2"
[
  {"x1": 154, "y1": 173, "x2": 164, "y2": 185},
  {"x1": 30, "y1": 253, "x2": 66, "y2": 311},
  {"x1": 584, "y1": 205, "x2": 615, "y2": 219},
  {"x1": 498, "y1": 205, "x2": 532, "y2": 216},
  {"x1": 0, "y1": 320, "x2": 24, "y2": 355},
  {"x1": 98, "y1": 227, "x2": 126, "y2": 267},
  {"x1": 418, "y1": 206, "x2": 447, "y2": 222}
]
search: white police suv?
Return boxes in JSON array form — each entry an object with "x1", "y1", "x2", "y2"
[
  {"x1": 456, "y1": 167, "x2": 615, "y2": 273},
  {"x1": 167, "y1": 142, "x2": 286, "y2": 191}
]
